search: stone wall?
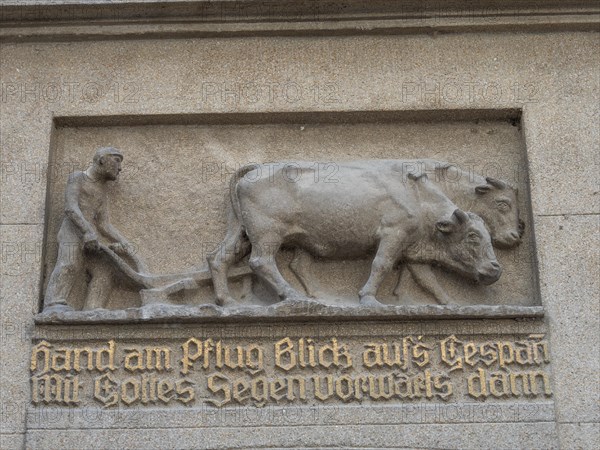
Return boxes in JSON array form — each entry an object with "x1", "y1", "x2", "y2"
[{"x1": 1, "y1": 1, "x2": 598, "y2": 448}]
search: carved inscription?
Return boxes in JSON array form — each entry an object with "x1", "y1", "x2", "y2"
[{"x1": 30, "y1": 335, "x2": 552, "y2": 407}]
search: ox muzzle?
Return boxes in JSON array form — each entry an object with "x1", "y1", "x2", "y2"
[{"x1": 477, "y1": 260, "x2": 502, "y2": 285}]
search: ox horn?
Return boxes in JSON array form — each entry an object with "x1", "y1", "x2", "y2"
[
  {"x1": 519, "y1": 218, "x2": 526, "y2": 237},
  {"x1": 453, "y1": 209, "x2": 469, "y2": 224},
  {"x1": 485, "y1": 177, "x2": 507, "y2": 189}
]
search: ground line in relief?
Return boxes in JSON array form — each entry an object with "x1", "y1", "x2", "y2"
[{"x1": 27, "y1": 419, "x2": 559, "y2": 431}]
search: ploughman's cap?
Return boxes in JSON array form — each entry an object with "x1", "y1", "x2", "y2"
[{"x1": 94, "y1": 146, "x2": 123, "y2": 162}]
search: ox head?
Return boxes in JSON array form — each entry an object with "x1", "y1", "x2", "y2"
[
  {"x1": 472, "y1": 177, "x2": 524, "y2": 249},
  {"x1": 435, "y1": 209, "x2": 502, "y2": 285}
]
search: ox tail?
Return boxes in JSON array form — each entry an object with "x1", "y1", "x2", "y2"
[
  {"x1": 229, "y1": 164, "x2": 259, "y2": 226},
  {"x1": 207, "y1": 164, "x2": 258, "y2": 306}
]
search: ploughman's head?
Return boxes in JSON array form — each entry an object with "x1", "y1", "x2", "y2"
[{"x1": 93, "y1": 147, "x2": 123, "y2": 181}]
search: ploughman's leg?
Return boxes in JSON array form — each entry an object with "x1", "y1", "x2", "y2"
[
  {"x1": 359, "y1": 233, "x2": 405, "y2": 306},
  {"x1": 43, "y1": 240, "x2": 83, "y2": 312},
  {"x1": 207, "y1": 210, "x2": 250, "y2": 307},
  {"x1": 407, "y1": 264, "x2": 453, "y2": 305},
  {"x1": 248, "y1": 236, "x2": 308, "y2": 302},
  {"x1": 84, "y1": 261, "x2": 114, "y2": 310}
]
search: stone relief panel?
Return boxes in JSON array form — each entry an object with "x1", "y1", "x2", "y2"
[{"x1": 38, "y1": 117, "x2": 540, "y2": 322}]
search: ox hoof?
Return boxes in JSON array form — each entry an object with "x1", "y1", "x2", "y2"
[
  {"x1": 284, "y1": 293, "x2": 317, "y2": 304},
  {"x1": 217, "y1": 297, "x2": 239, "y2": 308},
  {"x1": 432, "y1": 295, "x2": 453, "y2": 306},
  {"x1": 307, "y1": 290, "x2": 326, "y2": 300},
  {"x1": 359, "y1": 295, "x2": 384, "y2": 307},
  {"x1": 42, "y1": 303, "x2": 74, "y2": 314}
]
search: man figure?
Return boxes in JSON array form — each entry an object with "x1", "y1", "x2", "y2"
[{"x1": 43, "y1": 147, "x2": 145, "y2": 313}]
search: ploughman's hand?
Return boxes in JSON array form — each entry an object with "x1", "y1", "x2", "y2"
[
  {"x1": 108, "y1": 241, "x2": 133, "y2": 255},
  {"x1": 83, "y1": 233, "x2": 100, "y2": 253}
]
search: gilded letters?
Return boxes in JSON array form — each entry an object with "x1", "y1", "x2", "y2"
[{"x1": 30, "y1": 334, "x2": 552, "y2": 408}]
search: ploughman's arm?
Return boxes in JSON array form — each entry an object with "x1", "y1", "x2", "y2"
[
  {"x1": 97, "y1": 203, "x2": 149, "y2": 273},
  {"x1": 64, "y1": 176, "x2": 96, "y2": 239},
  {"x1": 407, "y1": 264, "x2": 453, "y2": 305}
]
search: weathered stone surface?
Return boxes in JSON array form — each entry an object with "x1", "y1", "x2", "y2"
[
  {"x1": 24, "y1": 423, "x2": 560, "y2": 449},
  {"x1": 0, "y1": 434, "x2": 25, "y2": 450},
  {"x1": 535, "y1": 215, "x2": 600, "y2": 424},
  {"x1": 0, "y1": 225, "x2": 43, "y2": 434},
  {"x1": 0, "y1": 1, "x2": 598, "y2": 448},
  {"x1": 558, "y1": 423, "x2": 600, "y2": 450},
  {"x1": 2, "y1": 33, "x2": 599, "y2": 223},
  {"x1": 25, "y1": 402, "x2": 558, "y2": 429}
]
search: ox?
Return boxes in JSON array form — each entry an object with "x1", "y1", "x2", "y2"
[
  {"x1": 207, "y1": 161, "x2": 502, "y2": 307},
  {"x1": 289, "y1": 159, "x2": 524, "y2": 304},
  {"x1": 401, "y1": 159, "x2": 524, "y2": 248}
]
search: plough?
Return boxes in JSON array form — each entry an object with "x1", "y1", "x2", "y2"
[{"x1": 97, "y1": 243, "x2": 253, "y2": 305}]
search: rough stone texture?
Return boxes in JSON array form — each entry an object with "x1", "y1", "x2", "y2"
[
  {"x1": 24, "y1": 423, "x2": 559, "y2": 449},
  {"x1": 1, "y1": 0, "x2": 597, "y2": 43},
  {"x1": 0, "y1": 434, "x2": 25, "y2": 450},
  {"x1": 2, "y1": 34, "x2": 598, "y2": 223},
  {"x1": 0, "y1": 225, "x2": 43, "y2": 434},
  {"x1": 535, "y1": 215, "x2": 600, "y2": 424},
  {"x1": 558, "y1": 423, "x2": 600, "y2": 450},
  {"x1": 25, "y1": 402, "x2": 558, "y2": 429},
  {"x1": 0, "y1": 4, "x2": 599, "y2": 449}
]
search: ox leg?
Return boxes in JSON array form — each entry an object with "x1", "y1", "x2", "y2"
[
  {"x1": 207, "y1": 217, "x2": 250, "y2": 307},
  {"x1": 392, "y1": 264, "x2": 405, "y2": 302},
  {"x1": 249, "y1": 239, "x2": 308, "y2": 303},
  {"x1": 408, "y1": 264, "x2": 453, "y2": 305},
  {"x1": 359, "y1": 235, "x2": 404, "y2": 306},
  {"x1": 289, "y1": 248, "x2": 324, "y2": 299}
]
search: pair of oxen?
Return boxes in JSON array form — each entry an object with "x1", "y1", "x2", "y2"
[{"x1": 207, "y1": 159, "x2": 525, "y2": 307}]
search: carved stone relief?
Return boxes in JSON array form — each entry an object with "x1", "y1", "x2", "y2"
[
  {"x1": 37, "y1": 120, "x2": 540, "y2": 323},
  {"x1": 42, "y1": 148, "x2": 200, "y2": 314},
  {"x1": 207, "y1": 162, "x2": 505, "y2": 307}
]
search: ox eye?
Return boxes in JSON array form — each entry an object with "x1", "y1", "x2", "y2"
[
  {"x1": 496, "y1": 200, "x2": 510, "y2": 212},
  {"x1": 468, "y1": 231, "x2": 480, "y2": 241}
]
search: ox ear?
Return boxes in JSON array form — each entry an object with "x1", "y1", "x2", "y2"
[
  {"x1": 436, "y1": 219, "x2": 454, "y2": 234},
  {"x1": 486, "y1": 176, "x2": 507, "y2": 189},
  {"x1": 475, "y1": 184, "x2": 493, "y2": 195},
  {"x1": 453, "y1": 209, "x2": 469, "y2": 224},
  {"x1": 408, "y1": 172, "x2": 428, "y2": 182}
]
